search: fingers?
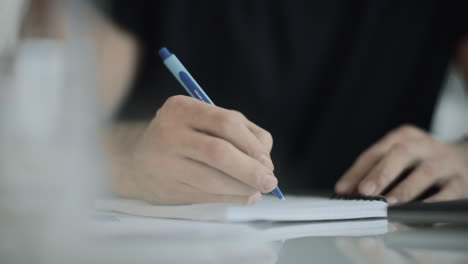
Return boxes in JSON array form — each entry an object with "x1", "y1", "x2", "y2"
[
  {"x1": 357, "y1": 143, "x2": 419, "y2": 196},
  {"x1": 200, "y1": 108, "x2": 274, "y2": 169},
  {"x1": 335, "y1": 144, "x2": 386, "y2": 194},
  {"x1": 134, "y1": 150, "x2": 263, "y2": 205},
  {"x1": 246, "y1": 121, "x2": 274, "y2": 169},
  {"x1": 335, "y1": 125, "x2": 427, "y2": 195},
  {"x1": 137, "y1": 95, "x2": 278, "y2": 205},
  {"x1": 245, "y1": 118, "x2": 274, "y2": 153},
  {"x1": 385, "y1": 162, "x2": 440, "y2": 205},
  {"x1": 178, "y1": 130, "x2": 278, "y2": 193},
  {"x1": 176, "y1": 157, "x2": 258, "y2": 196},
  {"x1": 336, "y1": 124, "x2": 468, "y2": 205},
  {"x1": 162, "y1": 96, "x2": 274, "y2": 169}
]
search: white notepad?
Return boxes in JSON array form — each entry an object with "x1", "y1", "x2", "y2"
[{"x1": 96, "y1": 195, "x2": 387, "y2": 222}]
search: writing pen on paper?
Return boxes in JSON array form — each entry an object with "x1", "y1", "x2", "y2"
[{"x1": 158, "y1": 47, "x2": 285, "y2": 200}]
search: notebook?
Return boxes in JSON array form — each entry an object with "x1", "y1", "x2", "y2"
[{"x1": 96, "y1": 195, "x2": 387, "y2": 222}]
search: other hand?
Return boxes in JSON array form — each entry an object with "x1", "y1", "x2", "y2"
[{"x1": 335, "y1": 125, "x2": 468, "y2": 205}]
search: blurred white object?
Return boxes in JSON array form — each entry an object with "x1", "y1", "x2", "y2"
[
  {"x1": 0, "y1": 2, "x2": 104, "y2": 263},
  {"x1": 0, "y1": 0, "x2": 27, "y2": 54},
  {"x1": 431, "y1": 68, "x2": 468, "y2": 142}
]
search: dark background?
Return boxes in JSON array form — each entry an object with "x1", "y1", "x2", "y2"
[{"x1": 99, "y1": 0, "x2": 468, "y2": 193}]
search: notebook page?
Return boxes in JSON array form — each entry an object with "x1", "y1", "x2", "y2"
[
  {"x1": 97, "y1": 195, "x2": 387, "y2": 222},
  {"x1": 225, "y1": 196, "x2": 387, "y2": 222}
]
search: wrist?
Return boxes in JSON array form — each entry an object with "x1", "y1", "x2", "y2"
[{"x1": 105, "y1": 121, "x2": 148, "y2": 198}]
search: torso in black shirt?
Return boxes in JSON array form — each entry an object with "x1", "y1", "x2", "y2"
[{"x1": 107, "y1": 0, "x2": 468, "y2": 193}]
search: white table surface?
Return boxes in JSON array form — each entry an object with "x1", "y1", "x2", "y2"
[{"x1": 77, "y1": 219, "x2": 468, "y2": 264}]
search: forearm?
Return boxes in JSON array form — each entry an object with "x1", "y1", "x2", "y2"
[{"x1": 105, "y1": 120, "x2": 149, "y2": 198}]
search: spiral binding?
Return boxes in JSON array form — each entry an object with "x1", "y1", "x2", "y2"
[{"x1": 330, "y1": 194, "x2": 387, "y2": 202}]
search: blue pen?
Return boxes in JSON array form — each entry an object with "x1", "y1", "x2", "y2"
[{"x1": 158, "y1": 47, "x2": 285, "y2": 200}]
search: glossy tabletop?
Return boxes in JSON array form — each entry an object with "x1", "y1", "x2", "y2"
[{"x1": 72, "y1": 218, "x2": 468, "y2": 264}]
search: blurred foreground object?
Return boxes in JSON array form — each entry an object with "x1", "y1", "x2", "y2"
[
  {"x1": 0, "y1": 0, "x2": 26, "y2": 54},
  {"x1": 0, "y1": 1, "x2": 105, "y2": 263}
]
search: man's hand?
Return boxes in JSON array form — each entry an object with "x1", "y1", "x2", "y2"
[
  {"x1": 335, "y1": 125, "x2": 468, "y2": 205},
  {"x1": 118, "y1": 95, "x2": 277, "y2": 205}
]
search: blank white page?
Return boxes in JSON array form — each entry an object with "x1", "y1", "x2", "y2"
[
  {"x1": 226, "y1": 196, "x2": 387, "y2": 222},
  {"x1": 96, "y1": 195, "x2": 387, "y2": 222}
]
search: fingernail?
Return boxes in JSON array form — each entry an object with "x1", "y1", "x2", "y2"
[
  {"x1": 260, "y1": 154, "x2": 274, "y2": 170},
  {"x1": 361, "y1": 182, "x2": 376, "y2": 195},
  {"x1": 262, "y1": 175, "x2": 277, "y2": 193},
  {"x1": 387, "y1": 196, "x2": 398, "y2": 205},
  {"x1": 336, "y1": 181, "x2": 349, "y2": 193}
]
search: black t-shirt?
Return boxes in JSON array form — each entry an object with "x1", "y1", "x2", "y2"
[{"x1": 106, "y1": 0, "x2": 468, "y2": 193}]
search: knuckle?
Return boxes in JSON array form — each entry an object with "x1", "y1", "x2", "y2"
[
  {"x1": 260, "y1": 130, "x2": 274, "y2": 149},
  {"x1": 164, "y1": 95, "x2": 190, "y2": 110},
  {"x1": 230, "y1": 110, "x2": 246, "y2": 120},
  {"x1": 361, "y1": 147, "x2": 379, "y2": 160},
  {"x1": 203, "y1": 139, "x2": 230, "y2": 164},
  {"x1": 392, "y1": 142, "x2": 410, "y2": 154},
  {"x1": 397, "y1": 124, "x2": 421, "y2": 139},
  {"x1": 214, "y1": 112, "x2": 239, "y2": 135}
]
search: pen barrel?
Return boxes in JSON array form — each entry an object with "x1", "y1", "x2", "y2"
[{"x1": 163, "y1": 55, "x2": 213, "y2": 104}]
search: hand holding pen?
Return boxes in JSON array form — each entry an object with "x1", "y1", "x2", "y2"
[
  {"x1": 116, "y1": 48, "x2": 282, "y2": 205},
  {"x1": 159, "y1": 47, "x2": 284, "y2": 201}
]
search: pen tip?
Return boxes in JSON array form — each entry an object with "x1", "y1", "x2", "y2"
[{"x1": 281, "y1": 197, "x2": 286, "y2": 201}]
